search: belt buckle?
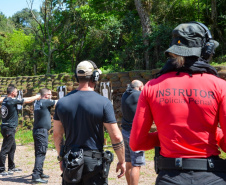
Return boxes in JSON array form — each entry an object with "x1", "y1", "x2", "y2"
[
  {"x1": 175, "y1": 158, "x2": 182, "y2": 168},
  {"x1": 208, "y1": 158, "x2": 214, "y2": 168}
]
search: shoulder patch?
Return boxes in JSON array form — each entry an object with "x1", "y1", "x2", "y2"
[{"x1": 1, "y1": 105, "x2": 8, "y2": 118}]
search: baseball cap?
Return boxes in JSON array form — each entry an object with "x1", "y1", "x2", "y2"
[
  {"x1": 76, "y1": 60, "x2": 102, "y2": 76},
  {"x1": 165, "y1": 22, "x2": 219, "y2": 57}
]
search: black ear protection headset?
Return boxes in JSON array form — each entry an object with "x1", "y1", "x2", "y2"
[
  {"x1": 189, "y1": 21, "x2": 216, "y2": 60},
  {"x1": 75, "y1": 60, "x2": 100, "y2": 83}
]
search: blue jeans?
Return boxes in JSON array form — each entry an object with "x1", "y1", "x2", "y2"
[
  {"x1": 122, "y1": 129, "x2": 145, "y2": 167},
  {"x1": 156, "y1": 170, "x2": 226, "y2": 185}
]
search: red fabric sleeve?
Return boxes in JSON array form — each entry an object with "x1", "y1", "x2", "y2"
[
  {"x1": 219, "y1": 87, "x2": 226, "y2": 152},
  {"x1": 216, "y1": 127, "x2": 226, "y2": 152},
  {"x1": 130, "y1": 88, "x2": 160, "y2": 151}
]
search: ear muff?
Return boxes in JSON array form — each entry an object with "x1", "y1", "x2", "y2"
[
  {"x1": 86, "y1": 60, "x2": 100, "y2": 83},
  {"x1": 75, "y1": 73, "x2": 79, "y2": 82},
  {"x1": 189, "y1": 21, "x2": 216, "y2": 60}
]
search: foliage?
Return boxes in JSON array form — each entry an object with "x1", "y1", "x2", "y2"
[
  {"x1": 0, "y1": 30, "x2": 35, "y2": 76},
  {"x1": 148, "y1": 24, "x2": 173, "y2": 68},
  {"x1": 0, "y1": 13, "x2": 15, "y2": 32},
  {"x1": 11, "y1": 8, "x2": 40, "y2": 34},
  {"x1": 211, "y1": 55, "x2": 226, "y2": 66},
  {"x1": 0, "y1": 0, "x2": 226, "y2": 76}
]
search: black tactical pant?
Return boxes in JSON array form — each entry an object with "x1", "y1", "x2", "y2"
[
  {"x1": 156, "y1": 170, "x2": 226, "y2": 185},
  {"x1": 32, "y1": 128, "x2": 48, "y2": 179},
  {"x1": 0, "y1": 126, "x2": 16, "y2": 172},
  {"x1": 62, "y1": 155, "x2": 107, "y2": 185}
]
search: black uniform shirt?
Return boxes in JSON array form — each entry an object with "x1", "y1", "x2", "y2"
[
  {"x1": 54, "y1": 90, "x2": 116, "y2": 150},
  {"x1": 121, "y1": 88, "x2": 141, "y2": 131},
  {"x1": 33, "y1": 99, "x2": 55, "y2": 130},
  {"x1": 1, "y1": 97, "x2": 24, "y2": 128}
]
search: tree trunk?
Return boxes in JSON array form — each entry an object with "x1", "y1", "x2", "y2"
[
  {"x1": 211, "y1": 0, "x2": 217, "y2": 37},
  {"x1": 71, "y1": 44, "x2": 75, "y2": 72},
  {"x1": 134, "y1": 0, "x2": 151, "y2": 70},
  {"x1": 34, "y1": 64, "x2": 37, "y2": 75},
  {"x1": 47, "y1": 43, "x2": 51, "y2": 74}
]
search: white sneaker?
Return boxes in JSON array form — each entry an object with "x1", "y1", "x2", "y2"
[
  {"x1": 7, "y1": 170, "x2": 14, "y2": 175},
  {"x1": 0, "y1": 171, "x2": 8, "y2": 176}
]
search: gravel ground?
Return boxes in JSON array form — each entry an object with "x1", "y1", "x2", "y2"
[{"x1": 0, "y1": 143, "x2": 157, "y2": 185}]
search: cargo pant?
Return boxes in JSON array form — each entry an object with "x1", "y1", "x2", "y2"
[
  {"x1": 0, "y1": 126, "x2": 16, "y2": 172},
  {"x1": 32, "y1": 128, "x2": 48, "y2": 179}
]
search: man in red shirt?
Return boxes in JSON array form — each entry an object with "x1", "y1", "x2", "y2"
[{"x1": 130, "y1": 22, "x2": 226, "y2": 184}]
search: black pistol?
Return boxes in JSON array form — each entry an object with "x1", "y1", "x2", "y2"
[{"x1": 102, "y1": 150, "x2": 114, "y2": 178}]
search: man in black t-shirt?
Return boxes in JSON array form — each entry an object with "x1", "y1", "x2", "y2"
[
  {"x1": 0, "y1": 84, "x2": 40, "y2": 176},
  {"x1": 53, "y1": 60, "x2": 126, "y2": 185},
  {"x1": 121, "y1": 80, "x2": 145, "y2": 185},
  {"x1": 32, "y1": 88, "x2": 57, "y2": 184}
]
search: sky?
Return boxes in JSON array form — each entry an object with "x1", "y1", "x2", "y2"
[{"x1": 0, "y1": 0, "x2": 42, "y2": 18}]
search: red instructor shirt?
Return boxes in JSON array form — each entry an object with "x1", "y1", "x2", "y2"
[{"x1": 130, "y1": 72, "x2": 226, "y2": 158}]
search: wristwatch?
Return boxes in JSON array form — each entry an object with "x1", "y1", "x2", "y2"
[{"x1": 57, "y1": 155, "x2": 63, "y2": 162}]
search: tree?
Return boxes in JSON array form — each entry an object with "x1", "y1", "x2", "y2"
[
  {"x1": 0, "y1": 12, "x2": 15, "y2": 33},
  {"x1": 134, "y1": 0, "x2": 151, "y2": 69},
  {"x1": 0, "y1": 30, "x2": 34, "y2": 76},
  {"x1": 11, "y1": 8, "x2": 40, "y2": 35},
  {"x1": 28, "y1": 0, "x2": 93, "y2": 74}
]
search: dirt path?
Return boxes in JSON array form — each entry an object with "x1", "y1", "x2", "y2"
[{"x1": 0, "y1": 143, "x2": 157, "y2": 185}]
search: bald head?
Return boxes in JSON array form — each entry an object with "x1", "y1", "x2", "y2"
[{"x1": 130, "y1": 80, "x2": 144, "y2": 91}]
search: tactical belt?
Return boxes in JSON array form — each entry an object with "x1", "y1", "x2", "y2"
[
  {"x1": 64, "y1": 145, "x2": 103, "y2": 159},
  {"x1": 157, "y1": 156, "x2": 226, "y2": 172},
  {"x1": 83, "y1": 150, "x2": 102, "y2": 159}
]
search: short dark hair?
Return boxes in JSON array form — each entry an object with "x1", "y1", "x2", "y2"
[
  {"x1": 40, "y1": 88, "x2": 50, "y2": 97},
  {"x1": 77, "y1": 75, "x2": 92, "y2": 83},
  {"x1": 7, "y1": 84, "x2": 16, "y2": 95}
]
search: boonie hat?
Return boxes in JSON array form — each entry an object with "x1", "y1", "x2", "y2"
[
  {"x1": 165, "y1": 22, "x2": 219, "y2": 57},
  {"x1": 76, "y1": 60, "x2": 102, "y2": 76}
]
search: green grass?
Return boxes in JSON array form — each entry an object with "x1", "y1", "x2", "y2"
[
  {"x1": 15, "y1": 129, "x2": 33, "y2": 145},
  {"x1": 4, "y1": 129, "x2": 55, "y2": 148},
  {"x1": 1, "y1": 129, "x2": 226, "y2": 161},
  {"x1": 211, "y1": 62, "x2": 226, "y2": 66},
  {"x1": 104, "y1": 131, "x2": 111, "y2": 143},
  {"x1": 145, "y1": 149, "x2": 155, "y2": 161},
  {"x1": 48, "y1": 134, "x2": 56, "y2": 148}
]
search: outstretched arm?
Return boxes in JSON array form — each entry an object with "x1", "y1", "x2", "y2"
[
  {"x1": 104, "y1": 123, "x2": 126, "y2": 178},
  {"x1": 0, "y1": 97, "x2": 4, "y2": 103},
  {"x1": 23, "y1": 94, "x2": 41, "y2": 103}
]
